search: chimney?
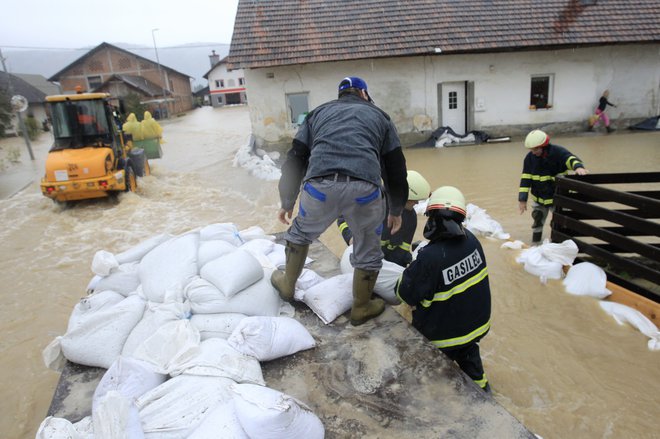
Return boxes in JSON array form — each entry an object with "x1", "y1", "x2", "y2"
[{"x1": 209, "y1": 50, "x2": 220, "y2": 67}]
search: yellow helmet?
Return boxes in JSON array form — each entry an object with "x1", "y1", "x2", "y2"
[
  {"x1": 426, "y1": 186, "x2": 466, "y2": 217},
  {"x1": 524, "y1": 129, "x2": 550, "y2": 149},
  {"x1": 407, "y1": 170, "x2": 431, "y2": 201}
]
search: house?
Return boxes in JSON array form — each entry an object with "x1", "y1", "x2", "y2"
[
  {"x1": 0, "y1": 71, "x2": 49, "y2": 134},
  {"x1": 203, "y1": 50, "x2": 247, "y2": 107},
  {"x1": 227, "y1": 0, "x2": 660, "y2": 150},
  {"x1": 48, "y1": 42, "x2": 194, "y2": 118}
]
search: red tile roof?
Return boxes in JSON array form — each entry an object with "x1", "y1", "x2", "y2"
[{"x1": 227, "y1": 0, "x2": 660, "y2": 69}]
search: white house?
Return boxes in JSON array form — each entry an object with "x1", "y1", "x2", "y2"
[
  {"x1": 204, "y1": 51, "x2": 247, "y2": 108},
  {"x1": 227, "y1": 0, "x2": 660, "y2": 150}
]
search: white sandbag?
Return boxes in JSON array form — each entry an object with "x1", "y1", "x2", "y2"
[
  {"x1": 240, "y1": 238, "x2": 276, "y2": 257},
  {"x1": 200, "y1": 223, "x2": 244, "y2": 245},
  {"x1": 86, "y1": 275, "x2": 102, "y2": 293},
  {"x1": 563, "y1": 262, "x2": 611, "y2": 299},
  {"x1": 231, "y1": 383, "x2": 325, "y2": 439},
  {"x1": 188, "y1": 400, "x2": 249, "y2": 439},
  {"x1": 293, "y1": 269, "x2": 326, "y2": 301},
  {"x1": 93, "y1": 356, "x2": 166, "y2": 414},
  {"x1": 540, "y1": 239, "x2": 579, "y2": 266},
  {"x1": 60, "y1": 294, "x2": 145, "y2": 369},
  {"x1": 36, "y1": 417, "x2": 83, "y2": 439},
  {"x1": 201, "y1": 249, "x2": 264, "y2": 297},
  {"x1": 501, "y1": 240, "x2": 525, "y2": 250},
  {"x1": 187, "y1": 270, "x2": 282, "y2": 316},
  {"x1": 91, "y1": 262, "x2": 141, "y2": 296},
  {"x1": 131, "y1": 319, "x2": 201, "y2": 375},
  {"x1": 191, "y1": 313, "x2": 247, "y2": 340},
  {"x1": 92, "y1": 250, "x2": 119, "y2": 276},
  {"x1": 122, "y1": 301, "x2": 192, "y2": 356},
  {"x1": 197, "y1": 240, "x2": 236, "y2": 269},
  {"x1": 340, "y1": 246, "x2": 402, "y2": 305},
  {"x1": 599, "y1": 301, "x2": 660, "y2": 351},
  {"x1": 169, "y1": 338, "x2": 265, "y2": 385},
  {"x1": 139, "y1": 232, "x2": 199, "y2": 303},
  {"x1": 465, "y1": 203, "x2": 511, "y2": 240},
  {"x1": 411, "y1": 240, "x2": 428, "y2": 261},
  {"x1": 227, "y1": 316, "x2": 316, "y2": 361},
  {"x1": 238, "y1": 225, "x2": 275, "y2": 242},
  {"x1": 115, "y1": 233, "x2": 173, "y2": 265},
  {"x1": 93, "y1": 390, "x2": 144, "y2": 439},
  {"x1": 137, "y1": 376, "x2": 235, "y2": 439},
  {"x1": 42, "y1": 336, "x2": 66, "y2": 371},
  {"x1": 516, "y1": 246, "x2": 564, "y2": 283},
  {"x1": 374, "y1": 260, "x2": 405, "y2": 304},
  {"x1": 302, "y1": 273, "x2": 353, "y2": 324}
]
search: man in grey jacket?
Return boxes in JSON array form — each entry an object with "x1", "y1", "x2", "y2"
[{"x1": 272, "y1": 76, "x2": 409, "y2": 326}]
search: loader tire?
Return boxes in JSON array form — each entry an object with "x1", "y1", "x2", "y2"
[{"x1": 125, "y1": 166, "x2": 137, "y2": 192}]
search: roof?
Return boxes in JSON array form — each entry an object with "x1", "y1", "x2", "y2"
[
  {"x1": 203, "y1": 56, "x2": 231, "y2": 79},
  {"x1": 48, "y1": 42, "x2": 192, "y2": 82},
  {"x1": 13, "y1": 74, "x2": 61, "y2": 96},
  {"x1": 227, "y1": 0, "x2": 660, "y2": 69},
  {"x1": 100, "y1": 74, "x2": 170, "y2": 97},
  {"x1": 0, "y1": 71, "x2": 46, "y2": 103}
]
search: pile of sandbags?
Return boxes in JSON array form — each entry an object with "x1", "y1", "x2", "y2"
[{"x1": 38, "y1": 223, "x2": 325, "y2": 438}]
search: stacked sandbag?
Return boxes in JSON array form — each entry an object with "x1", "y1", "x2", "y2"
[{"x1": 39, "y1": 222, "x2": 323, "y2": 438}]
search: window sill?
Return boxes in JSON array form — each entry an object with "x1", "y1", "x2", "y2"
[{"x1": 529, "y1": 105, "x2": 553, "y2": 110}]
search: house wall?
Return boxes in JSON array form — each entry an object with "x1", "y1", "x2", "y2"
[
  {"x1": 243, "y1": 44, "x2": 659, "y2": 150},
  {"x1": 56, "y1": 46, "x2": 194, "y2": 114},
  {"x1": 207, "y1": 63, "x2": 247, "y2": 107}
]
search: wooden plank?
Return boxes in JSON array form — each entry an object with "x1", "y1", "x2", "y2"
[{"x1": 605, "y1": 282, "x2": 660, "y2": 326}]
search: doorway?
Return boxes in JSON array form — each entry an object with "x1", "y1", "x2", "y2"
[{"x1": 438, "y1": 81, "x2": 467, "y2": 135}]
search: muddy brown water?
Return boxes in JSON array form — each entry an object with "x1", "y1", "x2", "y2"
[{"x1": 0, "y1": 106, "x2": 658, "y2": 438}]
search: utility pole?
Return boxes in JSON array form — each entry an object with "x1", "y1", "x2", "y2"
[
  {"x1": 0, "y1": 48, "x2": 35, "y2": 160},
  {"x1": 151, "y1": 29, "x2": 169, "y2": 119}
]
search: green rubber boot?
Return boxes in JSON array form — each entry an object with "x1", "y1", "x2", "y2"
[
  {"x1": 350, "y1": 268, "x2": 385, "y2": 326},
  {"x1": 271, "y1": 241, "x2": 309, "y2": 302}
]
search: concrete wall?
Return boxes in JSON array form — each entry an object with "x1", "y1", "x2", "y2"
[
  {"x1": 208, "y1": 63, "x2": 247, "y2": 107},
  {"x1": 243, "y1": 44, "x2": 660, "y2": 150}
]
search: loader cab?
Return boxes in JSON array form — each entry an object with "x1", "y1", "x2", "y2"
[{"x1": 47, "y1": 93, "x2": 122, "y2": 159}]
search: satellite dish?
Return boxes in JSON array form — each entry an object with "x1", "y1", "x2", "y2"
[{"x1": 11, "y1": 95, "x2": 28, "y2": 113}]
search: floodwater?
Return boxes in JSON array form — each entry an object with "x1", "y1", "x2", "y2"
[{"x1": 0, "y1": 106, "x2": 658, "y2": 439}]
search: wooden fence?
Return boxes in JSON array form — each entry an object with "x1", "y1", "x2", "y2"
[{"x1": 552, "y1": 172, "x2": 660, "y2": 304}]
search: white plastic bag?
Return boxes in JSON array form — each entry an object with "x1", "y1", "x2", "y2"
[
  {"x1": 200, "y1": 249, "x2": 264, "y2": 297},
  {"x1": 563, "y1": 262, "x2": 611, "y2": 299},
  {"x1": 169, "y1": 338, "x2": 265, "y2": 385},
  {"x1": 516, "y1": 246, "x2": 564, "y2": 282},
  {"x1": 227, "y1": 316, "x2": 316, "y2": 361},
  {"x1": 302, "y1": 273, "x2": 353, "y2": 324},
  {"x1": 91, "y1": 250, "x2": 119, "y2": 276},
  {"x1": 131, "y1": 320, "x2": 201, "y2": 375},
  {"x1": 465, "y1": 203, "x2": 511, "y2": 240},
  {"x1": 231, "y1": 383, "x2": 325, "y2": 439},
  {"x1": 599, "y1": 301, "x2": 660, "y2": 351},
  {"x1": 122, "y1": 301, "x2": 192, "y2": 357}
]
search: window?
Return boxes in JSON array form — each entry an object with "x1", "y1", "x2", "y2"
[
  {"x1": 286, "y1": 92, "x2": 309, "y2": 124},
  {"x1": 87, "y1": 75, "x2": 102, "y2": 90},
  {"x1": 215, "y1": 79, "x2": 224, "y2": 88},
  {"x1": 448, "y1": 91, "x2": 458, "y2": 109},
  {"x1": 530, "y1": 75, "x2": 554, "y2": 109},
  {"x1": 239, "y1": 77, "x2": 245, "y2": 86}
]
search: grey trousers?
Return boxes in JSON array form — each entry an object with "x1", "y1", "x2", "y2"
[
  {"x1": 531, "y1": 201, "x2": 552, "y2": 233},
  {"x1": 285, "y1": 177, "x2": 386, "y2": 271}
]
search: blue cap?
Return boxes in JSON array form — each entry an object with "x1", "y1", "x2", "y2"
[{"x1": 338, "y1": 76, "x2": 368, "y2": 92}]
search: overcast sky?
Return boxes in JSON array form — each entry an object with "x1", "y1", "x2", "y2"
[{"x1": 1, "y1": 0, "x2": 239, "y2": 50}]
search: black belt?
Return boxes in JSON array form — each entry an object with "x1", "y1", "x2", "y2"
[{"x1": 317, "y1": 173, "x2": 357, "y2": 182}]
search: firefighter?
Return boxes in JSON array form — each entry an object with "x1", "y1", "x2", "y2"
[
  {"x1": 396, "y1": 186, "x2": 492, "y2": 392},
  {"x1": 518, "y1": 129, "x2": 589, "y2": 244},
  {"x1": 337, "y1": 170, "x2": 431, "y2": 267}
]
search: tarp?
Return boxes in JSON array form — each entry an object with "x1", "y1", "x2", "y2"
[
  {"x1": 628, "y1": 116, "x2": 660, "y2": 131},
  {"x1": 411, "y1": 126, "x2": 492, "y2": 148}
]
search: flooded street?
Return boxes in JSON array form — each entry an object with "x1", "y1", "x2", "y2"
[{"x1": 0, "y1": 105, "x2": 658, "y2": 438}]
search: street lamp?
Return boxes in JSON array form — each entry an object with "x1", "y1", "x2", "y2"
[{"x1": 151, "y1": 28, "x2": 168, "y2": 119}]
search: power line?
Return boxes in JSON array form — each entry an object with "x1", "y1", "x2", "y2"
[{"x1": 1, "y1": 43, "x2": 230, "y2": 51}]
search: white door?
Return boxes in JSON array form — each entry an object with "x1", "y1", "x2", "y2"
[{"x1": 441, "y1": 82, "x2": 466, "y2": 135}]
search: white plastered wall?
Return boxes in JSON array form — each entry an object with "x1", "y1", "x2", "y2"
[{"x1": 243, "y1": 44, "x2": 660, "y2": 147}]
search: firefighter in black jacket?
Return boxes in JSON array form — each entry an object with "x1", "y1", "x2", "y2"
[
  {"x1": 396, "y1": 186, "x2": 492, "y2": 392},
  {"x1": 337, "y1": 170, "x2": 431, "y2": 267},
  {"x1": 518, "y1": 129, "x2": 589, "y2": 244}
]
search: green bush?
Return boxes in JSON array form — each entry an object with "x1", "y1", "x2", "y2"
[{"x1": 25, "y1": 114, "x2": 40, "y2": 140}]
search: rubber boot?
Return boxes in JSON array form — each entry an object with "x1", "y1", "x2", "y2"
[
  {"x1": 350, "y1": 269, "x2": 385, "y2": 326},
  {"x1": 532, "y1": 231, "x2": 542, "y2": 245},
  {"x1": 606, "y1": 126, "x2": 615, "y2": 133},
  {"x1": 271, "y1": 241, "x2": 309, "y2": 302}
]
